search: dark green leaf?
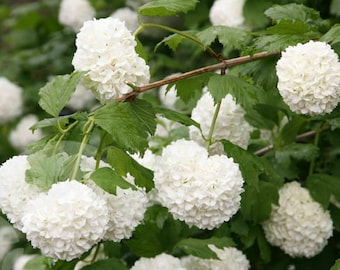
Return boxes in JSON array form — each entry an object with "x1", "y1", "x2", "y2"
[
  {"x1": 90, "y1": 167, "x2": 137, "y2": 195},
  {"x1": 245, "y1": 104, "x2": 280, "y2": 130},
  {"x1": 25, "y1": 152, "x2": 66, "y2": 190},
  {"x1": 138, "y1": 0, "x2": 199, "y2": 16},
  {"x1": 135, "y1": 37, "x2": 148, "y2": 62},
  {"x1": 176, "y1": 237, "x2": 235, "y2": 259},
  {"x1": 275, "y1": 143, "x2": 319, "y2": 165},
  {"x1": 106, "y1": 146, "x2": 154, "y2": 191},
  {"x1": 81, "y1": 258, "x2": 128, "y2": 270},
  {"x1": 320, "y1": 24, "x2": 340, "y2": 45},
  {"x1": 94, "y1": 99, "x2": 156, "y2": 154},
  {"x1": 207, "y1": 74, "x2": 263, "y2": 110},
  {"x1": 155, "y1": 33, "x2": 191, "y2": 52},
  {"x1": 264, "y1": 3, "x2": 321, "y2": 23},
  {"x1": 154, "y1": 106, "x2": 200, "y2": 128},
  {"x1": 38, "y1": 72, "x2": 84, "y2": 117},
  {"x1": 196, "y1": 26, "x2": 252, "y2": 50},
  {"x1": 280, "y1": 115, "x2": 306, "y2": 143},
  {"x1": 256, "y1": 227, "x2": 271, "y2": 263}
]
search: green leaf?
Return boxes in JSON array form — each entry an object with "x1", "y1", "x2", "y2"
[
  {"x1": 90, "y1": 167, "x2": 137, "y2": 195},
  {"x1": 243, "y1": 0, "x2": 271, "y2": 29},
  {"x1": 320, "y1": 24, "x2": 340, "y2": 45},
  {"x1": 155, "y1": 33, "x2": 191, "y2": 52},
  {"x1": 106, "y1": 146, "x2": 154, "y2": 191},
  {"x1": 138, "y1": 0, "x2": 199, "y2": 16},
  {"x1": 25, "y1": 152, "x2": 66, "y2": 190},
  {"x1": 266, "y1": 19, "x2": 313, "y2": 35},
  {"x1": 245, "y1": 104, "x2": 280, "y2": 130},
  {"x1": 81, "y1": 258, "x2": 128, "y2": 270},
  {"x1": 275, "y1": 143, "x2": 319, "y2": 166},
  {"x1": 23, "y1": 255, "x2": 52, "y2": 270},
  {"x1": 135, "y1": 37, "x2": 148, "y2": 62},
  {"x1": 30, "y1": 113, "x2": 81, "y2": 131},
  {"x1": 280, "y1": 115, "x2": 306, "y2": 143},
  {"x1": 330, "y1": 258, "x2": 340, "y2": 270},
  {"x1": 331, "y1": 0, "x2": 340, "y2": 16},
  {"x1": 94, "y1": 99, "x2": 156, "y2": 154},
  {"x1": 256, "y1": 227, "x2": 271, "y2": 263},
  {"x1": 264, "y1": 3, "x2": 321, "y2": 23},
  {"x1": 254, "y1": 34, "x2": 310, "y2": 53},
  {"x1": 306, "y1": 174, "x2": 340, "y2": 209},
  {"x1": 154, "y1": 106, "x2": 200, "y2": 128},
  {"x1": 207, "y1": 74, "x2": 263, "y2": 110},
  {"x1": 176, "y1": 237, "x2": 235, "y2": 259},
  {"x1": 38, "y1": 72, "x2": 84, "y2": 117},
  {"x1": 196, "y1": 26, "x2": 252, "y2": 50}
]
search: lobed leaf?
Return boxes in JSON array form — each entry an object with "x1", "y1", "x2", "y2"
[
  {"x1": 154, "y1": 106, "x2": 200, "y2": 128},
  {"x1": 320, "y1": 24, "x2": 340, "y2": 45},
  {"x1": 138, "y1": 0, "x2": 199, "y2": 16}
]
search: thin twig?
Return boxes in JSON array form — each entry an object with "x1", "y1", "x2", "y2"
[{"x1": 115, "y1": 51, "x2": 280, "y2": 102}]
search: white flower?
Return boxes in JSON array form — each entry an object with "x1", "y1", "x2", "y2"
[
  {"x1": 131, "y1": 253, "x2": 185, "y2": 270},
  {"x1": 209, "y1": 0, "x2": 246, "y2": 28},
  {"x1": 13, "y1": 254, "x2": 36, "y2": 270},
  {"x1": 9, "y1": 114, "x2": 44, "y2": 152},
  {"x1": 276, "y1": 40, "x2": 340, "y2": 115},
  {"x1": 181, "y1": 245, "x2": 250, "y2": 270},
  {"x1": 262, "y1": 181, "x2": 333, "y2": 258},
  {"x1": 189, "y1": 92, "x2": 253, "y2": 155},
  {"x1": 0, "y1": 156, "x2": 42, "y2": 229},
  {"x1": 72, "y1": 17, "x2": 150, "y2": 104},
  {"x1": 111, "y1": 7, "x2": 139, "y2": 32},
  {"x1": 0, "y1": 226, "x2": 19, "y2": 261},
  {"x1": 154, "y1": 139, "x2": 244, "y2": 230},
  {"x1": 0, "y1": 77, "x2": 23, "y2": 124},
  {"x1": 21, "y1": 180, "x2": 109, "y2": 261},
  {"x1": 67, "y1": 83, "x2": 96, "y2": 110},
  {"x1": 158, "y1": 74, "x2": 181, "y2": 110},
  {"x1": 58, "y1": 0, "x2": 95, "y2": 32}
]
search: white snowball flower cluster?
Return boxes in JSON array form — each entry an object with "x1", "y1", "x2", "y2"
[
  {"x1": 67, "y1": 83, "x2": 96, "y2": 110},
  {"x1": 262, "y1": 181, "x2": 333, "y2": 258},
  {"x1": 111, "y1": 7, "x2": 139, "y2": 32},
  {"x1": 72, "y1": 17, "x2": 150, "y2": 104},
  {"x1": 190, "y1": 92, "x2": 253, "y2": 155},
  {"x1": 58, "y1": 0, "x2": 95, "y2": 32},
  {"x1": 0, "y1": 226, "x2": 19, "y2": 261},
  {"x1": 154, "y1": 139, "x2": 244, "y2": 229},
  {"x1": 0, "y1": 77, "x2": 23, "y2": 124},
  {"x1": 276, "y1": 40, "x2": 340, "y2": 116},
  {"x1": 21, "y1": 180, "x2": 109, "y2": 261},
  {"x1": 0, "y1": 155, "x2": 42, "y2": 229},
  {"x1": 209, "y1": 0, "x2": 246, "y2": 28},
  {"x1": 181, "y1": 245, "x2": 250, "y2": 270},
  {"x1": 131, "y1": 253, "x2": 185, "y2": 270},
  {"x1": 9, "y1": 114, "x2": 44, "y2": 152}
]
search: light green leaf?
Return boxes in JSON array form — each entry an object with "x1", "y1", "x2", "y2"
[
  {"x1": 264, "y1": 3, "x2": 321, "y2": 23},
  {"x1": 24, "y1": 255, "x2": 53, "y2": 270},
  {"x1": 81, "y1": 258, "x2": 128, "y2": 270},
  {"x1": 30, "y1": 112, "x2": 85, "y2": 131},
  {"x1": 196, "y1": 26, "x2": 252, "y2": 50},
  {"x1": 330, "y1": 258, "x2": 340, "y2": 270},
  {"x1": 266, "y1": 19, "x2": 313, "y2": 35},
  {"x1": 138, "y1": 0, "x2": 199, "y2": 16},
  {"x1": 155, "y1": 106, "x2": 200, "y2": 128},
  {"x1": 90, "y1": 167, "x2": 137, "y2": 195},
  {"x1": 135, "y1": 37, "x2": 148, "y2": 62},
  {"x1": 38, "y1": 72, "x2": 84, "y2": 117},
  {"x1": 275, "y1": 143, "x2": 319, "y2": 166},
  {"x1": 176, "y1": 237, "x2": 235, "y2": 259},
  {"x1": 320, "y1": 24, "x2": 340, "y2": 45},
  {"x1": 207, "y1": 74, "x2": 263, "y2": 110},
  {"x1": 25, "y1": 152, "x2": 66, "y2": 190},
  {"x1": 94, "y1": 99, "x2": 156, "y2": 154},
  {"x1": 155, "y1": 32, "x2": 192, "y2": 51},
  {"x1": 106, "y1": 146, "x2": 154, "y2": 191}
]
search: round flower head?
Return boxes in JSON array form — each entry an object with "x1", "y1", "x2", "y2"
[
  {"x1": 154, "y1": 139, "x2": 244, "y2": 230},
  {"x1": 58, "y1": 0, "x2": 95, "y2": 32},
  {"x1": 131, "y1": 253, "x2": 185, "y2": 270},
  {"x1": 181, "y1": 245, "x2": 250, "y2": 270},
  {"x1": 0, "y1": 77, "x2": 23, "y2": 124},
  {"x1": 67, "y1": 83, "x2": 96, "y2": 110},
  {"x1": 262, "y1": 181, "x2": 333, "y2": 258},
  {"x1": 72, "y1": 17, "x2": 150, "y2": 104},
  {"x1": 276, "y1": 40, "x2": 340, "y2": 115},
  {"x1": 209, "y1": 0, "x2": 246, "y2": 28},
  {"x1": 0, "y1": 155, "x2": 42, "y2": 229},
  {"x1": 21, "y1": 180, "x2": 109, "y2": 261},
  {"x1": 9, "y1": 114, "x2": 44, "y2": 152},
  {"x1": 189, "y1": 92, "x2": 253, "y2": 155},
  {"x1": 111, "y1": 7, "x2": 139, "y2": 32}
]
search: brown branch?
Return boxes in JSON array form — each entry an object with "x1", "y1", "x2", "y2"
[{"x1": 115, "y1": 51, "x2": 281, "y2": 102}]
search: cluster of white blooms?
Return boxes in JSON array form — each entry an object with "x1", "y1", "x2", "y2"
[
  {"x1": 276, "y1": 40, "x2": 340, "y2": 115},
  {"x1": 181, "y1": 245, "x2": 250, "y2": 270},
  {"x1": 0, "y1": 155, "x2": 42, "y2": 229},
  {"x1": 111, "y1": 7, "x2": 139, "y2": 32},
  {"x1": 262, "y1": 181, "x2": 333, "y2": 258},
  {"x1": 72, "y1": 17, "x2": 150, "y2": 104},
  {"x1": 131, "y1": 253, "x2": 186, "y2": 270},
  {"x1": 0, "y1": 77, "x2": 23, "y2": 124},
  {"x1": 0, "y1": 226, "x2": 18, "y2": 260},
  {"x1": 58, "y1": 0, "x2": 95, "y2": 32},
  {"x1": 67, "y1": 83, "x2": 96, "y2": 110},
  {"x1": 21, "y1": 180, "x2": 109, "y2": 261},
  {"x1": 9, "y1": 114, "x2": 44, "y2": 152},
  {"x1": 190, "y1": 92, "x2": 253, "y2": 155},
  {"x1": 154, "y1": 139, "x2": 244, "y2": 229},
  {"x1": 209, "y1": 0, "x2": 246, "y2": 28}
]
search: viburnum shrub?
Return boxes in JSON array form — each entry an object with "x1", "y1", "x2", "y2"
[{"x1": 1, "y1": 0, "x2": 340, "y2": 269}]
